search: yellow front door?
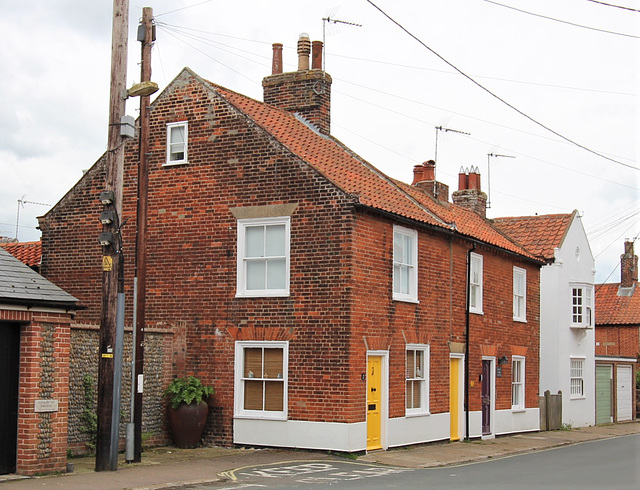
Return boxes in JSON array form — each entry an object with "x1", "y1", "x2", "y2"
[
  {"x1": 450, "y1": 357, "x2": 460, "y2": 441},
  {"x1": 367, "y1": 356, "x2": 382, "y2": 450}
]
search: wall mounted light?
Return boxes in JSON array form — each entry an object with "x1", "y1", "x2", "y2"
[{"x1": 498, "y1": 356, "x2": 509, "y2": 366}]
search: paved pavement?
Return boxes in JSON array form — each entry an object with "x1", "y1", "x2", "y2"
[{"x1": 2, "y1": 421, "x2": 638, "y2": 489}]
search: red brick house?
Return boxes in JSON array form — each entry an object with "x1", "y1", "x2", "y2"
[
  {"x1": 595, "y1": 240, "x2": 639, "y2": 423},
  {"x1": 39, "y1": 35, "x2": 543, "y2": 452}
]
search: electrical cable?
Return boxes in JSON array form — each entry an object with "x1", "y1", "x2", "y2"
[
  {"x1": 155, "y1": 0, "x2": 216, "y2": 18},
  {"x1": 483, "y1": 0, "x2": 640, "y2": 39},
  {"x1": 364, "y1": 0, "x2": 638, "y2": 171},
  {"x1": 585, "y1": 0, "x2": 640, "y2": 13}
]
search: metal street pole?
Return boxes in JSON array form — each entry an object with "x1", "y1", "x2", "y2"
[{"x1": 96, "y1": 0, "x2": 129, "y2": 472}]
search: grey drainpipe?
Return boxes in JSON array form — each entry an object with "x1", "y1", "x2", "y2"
[{"x1": 465, "y1": 242, "x2": 476, "y2": 441}]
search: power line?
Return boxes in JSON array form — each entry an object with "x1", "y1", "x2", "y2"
[
  {"x1": 483, "y1": 0, "x2": 640, "y2": 39},
  {"x1": 155, "y1": 0, "x2": 215, "y2": 18},
  {"x1": 157, "y1": 22, "x2": 637, "y2": 96},
  {"x1": 364, "y1": 0, "x2": 639, "y2": 171},
  {"x1": 585, "y1": 0, "x2": 640, "y2": 13}
]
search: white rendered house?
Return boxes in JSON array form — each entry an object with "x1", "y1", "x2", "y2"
[{"x1": 495, "y1": 211, "x2": 596, "y2": 427}]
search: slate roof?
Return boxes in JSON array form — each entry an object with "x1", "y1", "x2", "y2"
[
  {"x1": 0, "y1": 247, "x2": 79, "y2": 308},
  {"x1": 492, "y1": 212, "x2": 575, "y2": 261},
  {"x1": 596, "y1": 282, "x2": 640, "y2": 326},
  {"x1": 207, "y1": 78, "x2": 539, "y2": 262},
  {"x1": 0, "y1": 240, "x2": 42, "y2": 268}
]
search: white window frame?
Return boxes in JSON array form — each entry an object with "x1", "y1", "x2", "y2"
[
  {"x1": 236, "y1": 217, "x2": 290, "y2": 297},
  {"x1": 234, "y1": 341, "x2": 288, "y2": 420},
  {"x1": 571, "y1": 284, "x2": 593, "y2": 328},
  {"x1": 570, "y1": 357, "x2": 585, "y2": 398},
  {"x1": 165, "y1": 121, "x2": 188, "y2": 165},
  {"x1": 405, "y1": 344, "x2": 430, "y2": 416},
  {"x1": 393, "y1": 225, "x2": 419, "y2": 303},
  {"x1": 513, "y1": 267, "x2": 527, "y2": 322},
  {"x1": 511, "y1": 356, "x2": 525, "y2": 410},
  {"x1": 469, "y1": 252, "x2": 483, "y2": 314}
]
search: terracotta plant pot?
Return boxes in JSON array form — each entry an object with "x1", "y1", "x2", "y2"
[{"x1": 167, "y1": 400, "x2": 208, "y2": 448}]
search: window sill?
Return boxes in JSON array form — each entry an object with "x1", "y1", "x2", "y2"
[
  {"x1": 570, "y1": 396, "x2": 586, "y2": 401},
  {"x1": 470, "y1": 309, "x2": 484, "y2": 315},
  {"x1": 162, "y1": 161, "x2": 190, "y2": 167},
  {"x1": 513, "y1": 318, "x2": 527, "y2": 323},
  {"x1": 236, "y1": 292, "x2": 290, "y2": 298},
  {"x1": 234, "y1": 414, "x2": 287, "y2": 421},
  {"x1": 392, "y1": 296, "x2": 420, "y2": 304},
  {"x1": 511, "y1": 408, "x2": 526, "y2": 413},
  {"x1": 406, "y1": 411, "x2": 430, "y2": 418}
]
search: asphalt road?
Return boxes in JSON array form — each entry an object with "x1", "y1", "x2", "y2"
[{"x1": 195, "y1": 433, "x2": 640, "y2": 489}]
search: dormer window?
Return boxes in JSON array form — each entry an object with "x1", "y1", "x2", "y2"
[{"x1": 166, "y1": 121, "x2": 188, "y2": 165}]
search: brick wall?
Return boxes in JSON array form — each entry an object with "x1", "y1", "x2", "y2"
[
  {"x1": 350, "y1": 211, "x2": 540, "y2": 419},
  {"x1": 596, "y1": 324, "x2": 640, "y2": 358},
  {"x1": 0, "y1": 310, "x2": 72, "y2": 476}
]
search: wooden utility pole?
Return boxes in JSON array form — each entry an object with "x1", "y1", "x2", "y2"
[
  {"x1": 96, "y1": 0, "x2": 129, "y2": 472},
  {"x1": 133, "y1": 6, "x2": 154, "y2": 463}
]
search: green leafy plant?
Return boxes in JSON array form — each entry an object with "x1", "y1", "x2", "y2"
[
  {"x1": 164, "y1": 375, "x2": 214, "y2": 409},
  {"x1": 80, "y1": 374, "x2": 98, "y2": 453}
]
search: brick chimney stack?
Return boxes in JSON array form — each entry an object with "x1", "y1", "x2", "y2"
[
  {"x1": 262, "y1": 33, "x2": 332, "y2": 135},
  {"x1": 452, "y1": 166, "x2": 487, "y2": 218},
  {"x1": 620, "y1": 239, "x2": 638, "y2": 288},
  {"x1": 412, "y1": 160, "x2": 449, "y2": 202}
]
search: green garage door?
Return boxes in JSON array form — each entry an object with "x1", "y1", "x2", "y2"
[{"x1": 596, "y1": 364, "x2": 613, "y2": 425}]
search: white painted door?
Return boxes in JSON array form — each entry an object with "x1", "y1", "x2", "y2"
[{"x1": 616, "y1": 365, "x2": 632, "y2": 422}]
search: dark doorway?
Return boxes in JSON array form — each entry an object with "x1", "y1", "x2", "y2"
[
  {"x1": 0, "y1": 323, "x2": 20, "y2": 474},
  {"x1": 481, "y1": 360, "x2": 492, "y2": 435}
]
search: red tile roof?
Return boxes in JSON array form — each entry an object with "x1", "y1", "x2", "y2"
[
  {"x1": 0, "y1": 241, "x2": 42, "y2": 267},
  {"x1": 596, "y1": 282, "x2": 640, "y2": 326},
  {"x1": 211, "y1": 82, "x2": 538, "y2": 261},
  {"x1": 492, "y1": 212, "x2": 575, "y2": 261}
]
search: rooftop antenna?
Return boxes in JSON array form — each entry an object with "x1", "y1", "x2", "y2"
[
  {"x1": 16, "y1": 196, "x2": 51, "y2": 241},
  {"x1": 322, "y1": 12, "x2": 362, "y2": 72},
  {"x1": 487, "y1": 152, "x2": 515, "y2": 209},
  {"x1": 434, "y1": 125, "x2": 470, "y2": 180}
]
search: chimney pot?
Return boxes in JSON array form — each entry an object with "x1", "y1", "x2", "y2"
[
  {"x1": 271, "y1": 43, "x2": 283, "y2": 75},
  {"x1": 458, "y1": 168, "x2": 468, "y2": 190},
  {"x1": 312, "y1": 40, "x2": 323, "y2": 69},
  {"x1": 423, "y1": 160, "x2": 436, "y2": 181},
  {"x1": 297, "y1": 33, "x2": 311, "y2": 71},
  {"x1": 468, "y1": 167, "x2": 481, "y2": 190},
  {"x1": 412, "y1": 165, "x2": 425, "y2": 185}
]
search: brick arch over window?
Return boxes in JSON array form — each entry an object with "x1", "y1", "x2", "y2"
[{"x1": 226, "y1": 326, "x2": 296, "y2": 342}]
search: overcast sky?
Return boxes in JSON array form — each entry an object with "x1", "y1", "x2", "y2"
[{"x1": 0, "y1": 0, "x2": 638, "y2": 283}]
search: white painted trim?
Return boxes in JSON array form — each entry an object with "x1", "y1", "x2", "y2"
[
  {"x1": 165, "y1": 120, "x2": 189, "y2": 165},
  {"x1": 233, "y1": 418, "x2": 367, "y2": 452},
  {"x1": 392, "y1": 225, "x2": 419, "y2": 303},
  {"x1": 236, "y1": 216, "x2": 291, "y2": 298},
  {"x1": 450, "y1": 353, "x2": 466, "y2": 440},
  {"x1": 596, "y1": 357, "x2": 637, "y2": 363},
  {"x1": 405, "y1": 344, "x2": 429, "y2": 416},
  {"x1": 470, "y1": 253, "x2": 484, "y2": 314},
  {"x1": 387, "y1": 412, "x2": 450, "y2": 448},
  {"x1": 234, "y1": 341, "x2": 289, "y2": 420}
]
